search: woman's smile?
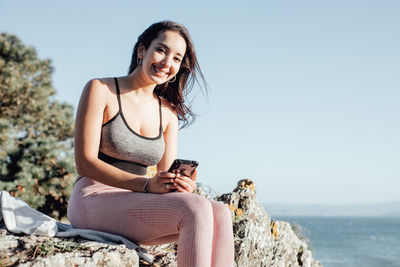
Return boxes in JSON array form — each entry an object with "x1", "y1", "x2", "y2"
[{"x1": 151, "y1": 64, "x2": 169, "y2": 78}]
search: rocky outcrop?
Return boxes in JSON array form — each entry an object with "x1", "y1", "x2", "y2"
[
  {"x1": 218, "y1": 179, "x2": 321, "y2": 267},
  {"x1": 141, "y1": 179, "x2": 322, "y2": 267},
  {"x1": 0, "y1": 228, "x2": 139, "y2": 266},
  {"x1": 0, "y1": 179, "x2": 322, "y2": 267}
]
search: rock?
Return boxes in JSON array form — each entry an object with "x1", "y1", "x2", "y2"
[
  {"x1": 0, "y1": 228, "x2": 139, "y2": 267},
  {"x1": 218, "y1": 179, "x2": 321, "y2": 267},
  {"x1": 141, "y1": 179, "x2": 322, "y2": 267},
  {"x1": 0, "y1": 179, "x2": 322, "y2": 267},
  {"x1": 139, "y1": 243, "x2": 177, "y2": 267}
]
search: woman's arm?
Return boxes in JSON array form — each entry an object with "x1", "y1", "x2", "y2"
[
  {"x1": 153, "y1": 106, "x2": 197, "y2": 193},
  {"x1": 157, "y1": 108, "x2": 179, "y2": 172},
  {"x1": 74, "y1": 79, "x2": 148, "y2": 191},
  {"x1": 144, "y1": 102, "x2": 179, "y2": 192}
]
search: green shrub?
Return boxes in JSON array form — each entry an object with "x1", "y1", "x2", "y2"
[{"x1": 0, "y1": 33, "x2": 75, "y2": 220}]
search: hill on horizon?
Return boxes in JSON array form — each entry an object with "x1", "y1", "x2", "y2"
[{"x1": 263, "y1": 201, "x2": 400, "y2": 217}]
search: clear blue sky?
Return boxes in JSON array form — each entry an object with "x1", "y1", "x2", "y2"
[{"x1": 1, "y1": 0, "x2": 399, "y2": 205}]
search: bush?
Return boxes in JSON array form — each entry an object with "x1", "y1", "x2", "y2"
[{"x1": 0, "y1": 33, "x2": 76, "y2": 220}]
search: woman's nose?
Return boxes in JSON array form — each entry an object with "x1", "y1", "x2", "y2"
[{"x1": 161, "y1": 55, "x2": 173, "y2": 67}]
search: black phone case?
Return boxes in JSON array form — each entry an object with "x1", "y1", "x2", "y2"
[{"x1": 168, "y1": 159, "x2": 199, "y2": 177}]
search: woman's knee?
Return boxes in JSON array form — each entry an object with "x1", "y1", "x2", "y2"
[
  {"x1": 211, "y1": 201, "x2": 233, "y2": 225},
  {"x1": 177, "y1": 194, "x2": 213, "y2": 226}
]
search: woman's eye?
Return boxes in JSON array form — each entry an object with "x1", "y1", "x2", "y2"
[
  {"x1": 174, "y1": 57, "x2": 182, "y2": 63},
  {"x1": 157, "y1": 47, "x2": 166, "y2": 53}
]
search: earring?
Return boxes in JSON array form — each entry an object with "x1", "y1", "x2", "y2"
[
  {"x1": 169, "y1": 76, "x2": 177, "y2": 83},
  {"x1": 137, "y1": 57, "x2": 142, "y2": 66}
]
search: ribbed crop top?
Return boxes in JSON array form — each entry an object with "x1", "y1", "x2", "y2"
[{"x1": 98, "y1": 77, "x2": 165, "y2": 175}]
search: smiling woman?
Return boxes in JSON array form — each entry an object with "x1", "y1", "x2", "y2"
[{"x1": 67, "y1": 21, "x2": 235, "y2": 267}]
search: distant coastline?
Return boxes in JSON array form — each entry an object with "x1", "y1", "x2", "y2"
[{"x1": 263, "y1": 201, "x2": 400, "y2": 217}]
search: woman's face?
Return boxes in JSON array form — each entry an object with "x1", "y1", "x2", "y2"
[{"x1": 138, "y1": 30, "x2": 187, "y2": 85}]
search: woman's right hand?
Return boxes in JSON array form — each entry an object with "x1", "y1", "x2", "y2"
[{"x1": 146, "y1": 171, "x2": 177, "y2": 193}]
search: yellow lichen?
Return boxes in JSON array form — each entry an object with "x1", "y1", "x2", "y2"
[
  {"x1": 238, "y1": 179, "x2": 256, "y2": 190},
  {"x1": 270, "y1": 220, "x2": 278, "y2": 239},
  {"x1": 235, "y1": 208, "x2": 243, "y2": 217},
  {"x1": 228, "y1": 204, "x2": 236, "y2": 212},
  {"x1": 246, "y1": 183, "x2": 255, "y2": 190}
]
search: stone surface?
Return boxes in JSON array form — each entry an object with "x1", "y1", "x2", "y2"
[
  {"x1": 0, "y1": 230, "x2": 139, "y2": 267},
  {"x1": 0, "y1": 179, "x2": 322, "y2": 267},
  {"x1": 141, "y1": 179, "x2": 322, "y2": 267},
  {"x1": 220, "y1": 179, "x2": 322, "y2": 267}
]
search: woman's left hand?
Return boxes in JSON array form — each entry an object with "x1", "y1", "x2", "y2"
[{"x1": 173, "y1": 169, "x2": 197, "y2": 193}]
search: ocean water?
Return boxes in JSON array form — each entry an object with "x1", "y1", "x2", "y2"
[{"x1": 275, "y1": 216, "x2": 400, "y2": 267}]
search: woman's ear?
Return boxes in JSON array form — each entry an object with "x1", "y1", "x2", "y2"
[{"x1": 138, "y1": 44, "x2": 146, "y2": 59}]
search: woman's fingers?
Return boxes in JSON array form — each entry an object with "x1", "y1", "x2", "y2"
[
  {"x1": 154, "y1": 170, "x2": 198, "y2": 193},
  {"x1": 163, "y1": 183, "x2": 175, "y2": 190},
  {"x1": 158, "y1": 171, "x2": 176, "y2": 179},
  {"x1": 190, "y1": 169, "x2": 197, "y2": 182},
  {"x1": 158, "y1": 171, "x2": 176, "y2": 186},
  {"x1": 174, "y1": 174, "x2": 197, "y2": 193},
  {"x1": 147, "y1": 171, "x2": 176, "y2": 193}
]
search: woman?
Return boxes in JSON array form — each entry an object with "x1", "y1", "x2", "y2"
[{"x1": 67, "y1": 21, "x2": 235, "y2": 267}]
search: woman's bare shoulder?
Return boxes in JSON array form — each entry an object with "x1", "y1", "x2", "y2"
[
  {"x1": 158, "y1": 97, "x2": 178, "y2": 132},
  {"x1": 78, "y1": 77, "x2": 117, "y2": 105},
  {"x1": 83, "y1": 77, "x2": 115, "y2": 95},
  {"x1": 159, "y1": 97, "x2": 178, "y2": 120}
]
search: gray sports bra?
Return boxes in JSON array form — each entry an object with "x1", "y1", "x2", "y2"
[{"x1": 98, "y1": 77, "x2": 165, "y2": 175}]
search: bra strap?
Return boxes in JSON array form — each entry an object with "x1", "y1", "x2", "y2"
[
  {"x1": 157, "y1": 95, "x2": 163, "y2": 132},
  {"x1": 114, "y1": 77, "x2": 163, "y2": 134},
  {"x1": 113, "y1": 77, "x2": 122, "y2": 112}
]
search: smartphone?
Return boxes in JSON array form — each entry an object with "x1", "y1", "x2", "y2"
[{"x1": 168, "y1": 159, "x2": 199, "y2": 177}]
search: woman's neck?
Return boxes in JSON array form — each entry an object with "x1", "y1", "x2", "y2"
[{"x1": 122, "y1": 69, "x2": 157, "y2": 99}]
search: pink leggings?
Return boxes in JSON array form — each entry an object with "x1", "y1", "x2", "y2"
[{"x1": 67, "y1": 176, "x2": 235, "y2": 267}]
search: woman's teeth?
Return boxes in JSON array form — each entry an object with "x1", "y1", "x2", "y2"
[{"x1": 154, "y1": 66, "x2": 168, "y2": 77}]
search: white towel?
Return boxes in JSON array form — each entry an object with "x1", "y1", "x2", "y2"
[{"x1": 0, "y1": 190, "x2": 58, "y2": 236}]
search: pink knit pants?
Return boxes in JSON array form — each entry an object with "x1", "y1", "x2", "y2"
[{"x1": 67, "y1": 176, "x2": 235, "y2": 267}]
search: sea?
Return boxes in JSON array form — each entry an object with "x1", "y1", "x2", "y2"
[{"x1": 275, "y1": 216, "x2": 400, "y2": 267}]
